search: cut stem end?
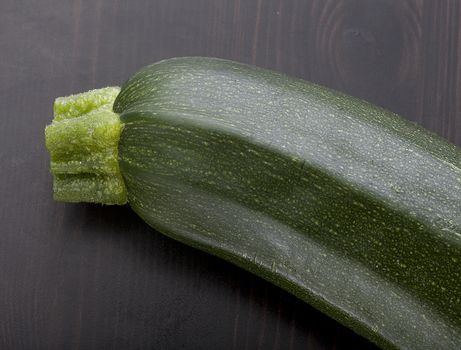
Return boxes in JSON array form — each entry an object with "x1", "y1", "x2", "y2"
[{"x1": 45, "y1": 87, "x2": 127, "y2": 205}]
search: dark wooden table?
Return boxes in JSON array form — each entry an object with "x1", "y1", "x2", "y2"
[{"x1": 1, "y1": 1, "x2": 460, "y2": 349}]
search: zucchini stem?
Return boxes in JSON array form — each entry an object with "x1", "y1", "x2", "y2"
[{"x1": 45, "y1": 87, "x2": 127, "y2": 205}]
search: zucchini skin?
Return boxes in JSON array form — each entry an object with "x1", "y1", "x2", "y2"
[{"x1": 114, "y1": 57, "x2": 461, "y2": 349}]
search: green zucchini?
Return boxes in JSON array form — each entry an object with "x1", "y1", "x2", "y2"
[{"x1": 45, "y1": 57, "x2": 461, "y2": 350}]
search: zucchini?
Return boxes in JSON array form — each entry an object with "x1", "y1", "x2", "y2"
[{"x1": 45, "y1": 57, "x2": 461, "y2": 350}]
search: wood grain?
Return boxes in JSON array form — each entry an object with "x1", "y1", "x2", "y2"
[{"x1": 0, "y1": 0, "x2": 459, "y2": 349}]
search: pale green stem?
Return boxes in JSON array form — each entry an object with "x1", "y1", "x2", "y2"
[{"x1": 45, "y1": 87, "x2": 127, "y2": 205}]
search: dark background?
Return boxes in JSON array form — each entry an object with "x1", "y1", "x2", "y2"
[{"x1": 1, "y1": 1, "x2": 460, "y2": 349}]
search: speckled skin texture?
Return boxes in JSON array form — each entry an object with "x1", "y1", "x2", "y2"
[{"x1": 114, "y1": 57, "x2": 461, "y2": 349}]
